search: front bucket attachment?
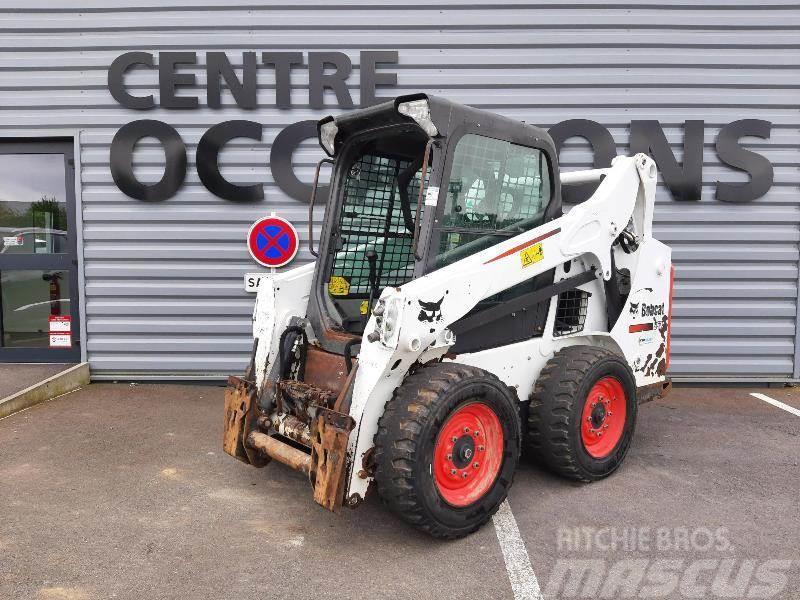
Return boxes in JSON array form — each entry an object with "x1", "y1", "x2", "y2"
[
  {"x1": 310, "y1": 408, "x2": 356, "y2": 511},
  {"x1": 223, "y1": 374, "x2": 356, "y2": 511},
  {"x1": 223, "y1": 375, "x2": 268, "y2": 467}
]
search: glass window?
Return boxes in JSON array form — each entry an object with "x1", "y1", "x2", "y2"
[
  {"x1": 0, "y1": 154, "x2": 68, "y2": 255},
  {"x1": 436, "y1": 134, "x2": 551, "y2": 268},
  {"x1": 1, "y1": 269, "x2": 70, "y2": 348},
  {"x1": 328, "y1": 147, "x2": 427, "y2": 298}
]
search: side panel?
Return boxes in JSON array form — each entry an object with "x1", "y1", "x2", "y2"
[{"x1": 0, "y1": 3, "x2": 794, "y2": 380}]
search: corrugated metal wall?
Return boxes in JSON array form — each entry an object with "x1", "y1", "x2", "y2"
[{"x1": 0, "y1": 1, "x2": 798, "y2": 380}]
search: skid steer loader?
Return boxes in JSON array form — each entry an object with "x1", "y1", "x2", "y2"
[{"x1": 223, "y1": 94, "x2": 674, "y2": 538}]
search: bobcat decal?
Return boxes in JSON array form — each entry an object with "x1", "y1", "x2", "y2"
[{"x1": 418, "y1": 297, "x2": 444, "y2": 323}]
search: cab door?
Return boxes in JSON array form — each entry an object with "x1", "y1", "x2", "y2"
[{"x1": 425, "y1": 132, "x2": 557, "y2": 353}]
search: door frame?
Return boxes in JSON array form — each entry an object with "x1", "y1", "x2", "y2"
[{"x1": 0, "y1": 136, "x2": 83, "y2": 363}]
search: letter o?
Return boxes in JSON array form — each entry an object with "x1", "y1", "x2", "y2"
[{"x1": 110, "y1": 119, "x2": 187, "y2": 202}]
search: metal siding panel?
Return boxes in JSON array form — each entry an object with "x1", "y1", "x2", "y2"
[{"x1": 0, "y1": 3, "x2": 796, "y2": 380}]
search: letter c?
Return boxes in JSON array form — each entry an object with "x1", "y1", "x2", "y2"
[
  {"x1": 270, "y1": 120, "x2": 329, "y2": 203},
  {"x1": 197, "y1": 120, "x2": 264, "y2": 202}
]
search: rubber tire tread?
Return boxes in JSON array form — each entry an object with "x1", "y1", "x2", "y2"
[
  {"x1": 526, "y1": 345, "x2": 636, "y2": 483},
  {"x1": 373, "y1": 362, "x2": 520, "y2": 539}
]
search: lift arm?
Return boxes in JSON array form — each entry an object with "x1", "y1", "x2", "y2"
[{"x1": 342, "y1": 153, "x2": 658, "y2": 503}]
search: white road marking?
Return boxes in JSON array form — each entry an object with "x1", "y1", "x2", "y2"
[
  {"x1": 750, "y1": 392, "x2": 800, "y2": 418},
  {"x1": 493, "y1": 499, "x2": 543, "y2": 600}
]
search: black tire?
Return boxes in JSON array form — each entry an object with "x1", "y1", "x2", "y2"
[
  {"x1": 526, "y1": 345, "x2": 637, "y2": 482},
  {"x1": 374, "y1": 363, "x2": 521, "y2": 539}
]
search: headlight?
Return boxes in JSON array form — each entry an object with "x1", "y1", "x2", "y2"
[
  {"x1": 397, "y1": 99, "x2": 438, "y2": 137},
  {"x1": 319, "y1": 119, "x2": 338, "y2": 156},
  {"x1": 369, "y1": 297, "x2": 403, "y2": 348},
  {"x1": 380, "y1": 298, "x2": 401, "y2": 347}
]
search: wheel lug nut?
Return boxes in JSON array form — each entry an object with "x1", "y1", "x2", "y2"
[
  {"x1": 462, "y1": 472, "x2": 468, "y2": 478},
  {"x1": 608, "y1": 411, "x2": 613, "y2": 416},
  {"x1": 597, "y1": 431, "x2": 603, "y2": 436},
  {"x1": 586, "y1": 416, "x2": 592, "y2": 422},
  {"x1": 446, "y1": 453, "x2": 452, "y2": 460},
  {"x1": 450, "y1": 468, "x2": 457, "y2": 475},
  {"x1": 473, "y1": 462, "x2": 480, "y2": 468},
  {"x1": 451, "y1": 436, "x2": 458, "y2": 443},
  {"x1": 603, "y1": 424, "x2": 609, "y2": 429},
  {"x1": 474, "y1": 430, "x2": 480, "y2": 437},
  {"x1": 463, "y1": 427, "x2": 470, "y2": 434},
  {"x1": 478, "y1": 445, "x2": 485, "y2": 451}
]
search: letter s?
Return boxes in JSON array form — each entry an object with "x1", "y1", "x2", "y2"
[{"x1": 715, "y1": 119, "x2": 773, "y2": 203}]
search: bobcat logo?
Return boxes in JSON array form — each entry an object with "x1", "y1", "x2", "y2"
[
  {"x1": 418, "y1": 297, "x2": 444, "y2": 323},
  {"x1": 629, "y1": 302, "x2": 640, "y2": 315}
]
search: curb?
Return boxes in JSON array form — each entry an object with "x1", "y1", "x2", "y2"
[{"x1": 0, "y1": 362, "x2": 90, "y2": 419}]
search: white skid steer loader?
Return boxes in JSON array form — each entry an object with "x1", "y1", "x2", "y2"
[{"x1": 223, "y1": 94, "x2": 674, "y2": 538}]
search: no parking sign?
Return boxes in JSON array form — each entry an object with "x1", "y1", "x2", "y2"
[{"x1": 247, "y1": 216, "x2": 299, "y2": 268}]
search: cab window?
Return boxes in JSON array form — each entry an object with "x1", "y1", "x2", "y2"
[{"x1": 435, "y1": 134, "x2": 551, "y2": 268}]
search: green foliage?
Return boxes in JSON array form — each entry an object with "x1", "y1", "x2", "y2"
[{"x1": 0, "y1": 195, "x2": 66, "y2": 230}]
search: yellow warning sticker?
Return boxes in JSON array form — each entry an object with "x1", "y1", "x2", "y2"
[
  {"x1": 359, "y1": 300, "x2": 369, "y2": 315},
  {"x1": 520, "y1": 243, "x2": 544, "y2": 268},
  {"x1": 328, "y1": 276, "x2": 350, "y2": 296}
]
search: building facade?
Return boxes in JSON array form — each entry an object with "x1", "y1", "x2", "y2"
[{"x1": 0, "y1": 1, "x2": 798, "y2": 382}]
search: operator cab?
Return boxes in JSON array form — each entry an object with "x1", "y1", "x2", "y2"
[{"x1": 307, "y1": 94, "x2": 562, "y2": 353}]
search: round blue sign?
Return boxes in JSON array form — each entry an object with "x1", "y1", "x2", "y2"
[{"x1": 247, "y1": 216, "x2": 299, "y2": 268}]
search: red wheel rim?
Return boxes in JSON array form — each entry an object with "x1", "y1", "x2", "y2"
[
  {"x1": 581, "y1": 376, "x2": 627, "y2": 459},
  {"x1": 433, "y1": 402, "x2": 504, "y2": 507}
]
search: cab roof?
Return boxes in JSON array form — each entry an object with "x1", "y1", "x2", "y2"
[{"x1": 318, "y1": 93, "x2": 556, "y2": 160}]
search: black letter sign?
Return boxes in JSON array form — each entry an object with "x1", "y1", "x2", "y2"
[
  {"x1": 548, "y1": 119, "x2": 617, "y2": 204},
  {"x1": 308, "y1": 52, "x2": 354, "y2": 109},
  {"x1": 197, "y1": 120, "x2": 264, "y2": 202},
  {"x1": 262, "y1": 52, "x2": 304, "y2": 110},
  {"x1": 207, "y1": 52, "x2": 257, "y2": 110},
  {"x1": 270, "y1": 120, "x2": 329, "y2": 203},
  {"x1": 159, "y1": 52, "x2": 199, "y2": 109},
  {"x1": 108, "y1": 52, "x2": 156, "y2": 110},
  {"x1": 715, "y1": 119, "x2": 773, "y2": 203},
  {"x1": 360, "y1": 51, "x2": 398, "y2": 107},
  {"x1": 630, "y1": 120, "x2": 704, "y2": 201},
  {"x1": 110, "y1": 120, "x2": 187, "y2": 201}
]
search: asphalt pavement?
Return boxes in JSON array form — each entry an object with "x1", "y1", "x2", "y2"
[{"x1": 0, "y1": 383, "x2": 798, "y2": 600}]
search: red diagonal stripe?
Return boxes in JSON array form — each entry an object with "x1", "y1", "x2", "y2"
[
  {"x1": 483, "y1": 227, "x2": 561, "y2": 265},
  {"x1": 629, "y1": 323, "x2": 654, "y2": 333}
]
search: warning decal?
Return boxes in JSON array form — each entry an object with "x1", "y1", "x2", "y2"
[
  {"x1": 519, "y1": 243, "x2": 544, "y2": 268},
  {"x1": 328, "y1": 276, "x2": 350, "y2": 296},
  {"x1": 49, "y1": 334, "x2": 71, "y2": 348},
  {"x1": 48, "y1": 315, "x2": 72, "y2": 347}
]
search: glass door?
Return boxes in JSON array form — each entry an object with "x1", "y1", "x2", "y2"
[{"x1": 0, "y1": 140, "x2": 80, "y2": 362}]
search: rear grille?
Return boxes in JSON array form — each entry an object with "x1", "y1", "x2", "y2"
[{"x1": 553, "y1": 289, "x2": 590, "y2": 337}]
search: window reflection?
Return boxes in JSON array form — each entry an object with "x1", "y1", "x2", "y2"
[{"x1": 0, "y1": 154, "x2": 68, "y2": 255}]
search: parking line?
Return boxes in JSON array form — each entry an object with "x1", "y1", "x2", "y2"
[
  {"x1": 492, "y1": 499, "x2": 543, "y2": 600},
  {"x1": 750, "y1": 392, "x2": 800, "y2": 418}
]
